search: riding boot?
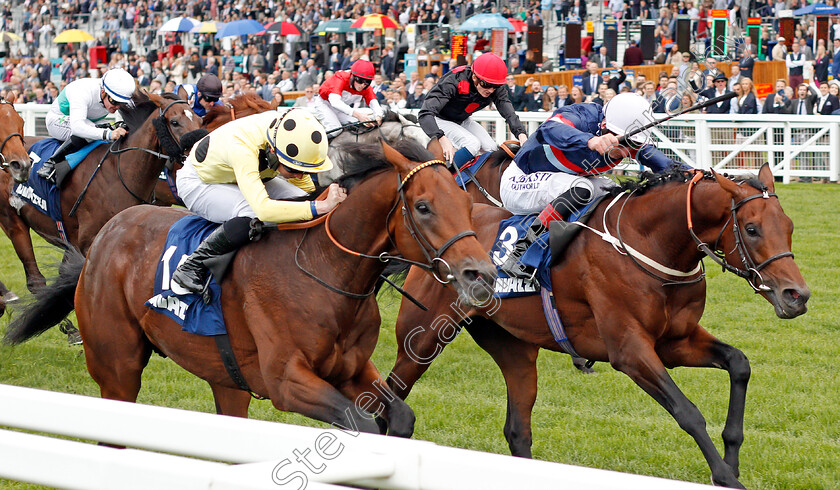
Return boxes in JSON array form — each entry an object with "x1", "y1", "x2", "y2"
[
  {"x1": 501, "y1": 186, "x2": 592, "y2": 279},
  {"x1": 36, "y1": 136, "x2": 87, "y2": 183},
  {"x1": 171, "y1": 217, "x2": 252, "y2": 296}
]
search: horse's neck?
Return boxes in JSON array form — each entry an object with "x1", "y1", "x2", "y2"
[
  {"x1": 116, "y1": 117, "x2": 168, "y2": 192},
  {"x1": 613, "y1": 182, "x2": 728, "y2": 272}
]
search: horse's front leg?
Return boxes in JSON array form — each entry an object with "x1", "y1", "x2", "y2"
[
  {"x1": 339, "y1": 360, "x2": 415, "y2": 438},
  {"x1": 602, "y1": 324, "x2": 745, "y2": 489},
  {"x1": 0, "y1": 205, "x2": 46, "y2": 292},
  {"x1": 268, "y1": 354, "x2": 381, "y2": 434},
  {"x1": 466, "y1": 317, "x2": 540, "y2": 458},
  {"x1": 657, "y1": 324, "x2": 750, "y2": 478}
]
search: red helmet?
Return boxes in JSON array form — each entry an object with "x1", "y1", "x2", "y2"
[
  {"x1": 350, "y1": 59, "x2": 375, "y2": 80},
  {"x1": 471, "y1": 53, "x2": 508, "y2": 85}
]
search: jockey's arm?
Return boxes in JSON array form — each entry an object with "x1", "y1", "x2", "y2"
[
  {"x1": 493, "y1": 85, "x2": 528, "y2": 141},
  {"x1": 67, "y1": 90, "x2": 111, "y2": 141},
  {"x1": 230, "y1": 140, "x2": 314, "y2": 223},
  {"x1": 637, "y1": 144, "x2": 692, "y2": 172}
]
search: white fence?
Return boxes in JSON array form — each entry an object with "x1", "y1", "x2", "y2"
[
  {"x1": 0, "y1": 384, "x2": 720, "y2": 490},
  {"x1": 16, "y1": 104, "x2": 838, "y2": 184}
]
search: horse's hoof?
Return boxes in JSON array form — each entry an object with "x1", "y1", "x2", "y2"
[
  {"x1": 59, "y1": 320, "x2": 83, "y2": 346},
  {"x1": 1, "y1": 291, "x2": 20, "y2": 303},
  {"x1": 572, "y1": 358, "x2": 595, "y2": 374}
]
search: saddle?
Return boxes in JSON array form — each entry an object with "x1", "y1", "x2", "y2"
[{"x1": 549, "y1": 194, "x2": 608, "y2": 267}]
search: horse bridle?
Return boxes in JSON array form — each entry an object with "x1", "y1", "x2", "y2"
[
  {"x1": 687, "y1": 170, "x2": 794, "y2": 292},
  {"x1": 0, "y1": 100, "x2": 25, "y2": 169},
  {"x1": 310, "y1": 159, "x2": 477, "y2": 299}
]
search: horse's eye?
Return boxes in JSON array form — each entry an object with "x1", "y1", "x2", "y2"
[
  {"x1": 745, "y1": 224, "x2": 759, "y2": 237},
  {"x1": 414, "y1": 201, "x2": 431, "y2": 215},
  {"x1": 170, "y1": 119, "x2": 179, "y2": 127}
]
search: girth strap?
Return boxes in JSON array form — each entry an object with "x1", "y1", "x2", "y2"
[{"x1": 213, "y1": 334, "x2": 265, "y2": 399}]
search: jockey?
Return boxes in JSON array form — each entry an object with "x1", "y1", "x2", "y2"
[
  {"x1": 176, "y1": 73, "x2": 224, "y2": 117},
  {"x1": 418, "y1": 52, "x2": 528, "y2": 168},
  {"x1": 500, "y1": 93, "x2": 684, "y2": 277},
  {"x1": 171, "y1": 108, "x2": 346, "y2": 295},
  {"x1": 37, "y1": 68, "x2": 135, "y2": 183},
  {"x1": 311, "y1": 59, "x2": 384, "y2": 137}
]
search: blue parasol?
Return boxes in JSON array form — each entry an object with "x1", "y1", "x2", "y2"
[{"x1": 458, "y1": 13, "x2": 515, "y2": 32}]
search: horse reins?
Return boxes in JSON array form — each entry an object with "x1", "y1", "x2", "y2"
[
  {"x1": 72, "y1": 98, "x2": 191, "y2": 214},
  {"x1": 0, "y1": 99, "x2": 25, "y2": 169},
  {"x1": 686, "y1": 170, "x2": 794, "y2": 293},
  {"x1": 296, "y1": 159, "x2": 477, "y2": 299}
]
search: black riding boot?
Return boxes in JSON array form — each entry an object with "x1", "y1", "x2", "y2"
[
  {"x1": 36, "y1": 136, "x2": 87, "y2": 183},
  {"x1": 171, "y1": 217, "x2": 253, "y2": 295},
  {"x1": 501, "y1": 186, "x2": 592, "y2": 279}
]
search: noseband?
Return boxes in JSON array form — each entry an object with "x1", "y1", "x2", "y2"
[{"x1": 687, "y1": 171, "x2": 794, "y2": 292}]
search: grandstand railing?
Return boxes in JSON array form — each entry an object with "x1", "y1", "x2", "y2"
[
  {"x1": 16, "y1": 103, "x2": 837, "y2": 184},
  {"x1": 0, "y1": 383, "x2": 715, "y2": 489}
]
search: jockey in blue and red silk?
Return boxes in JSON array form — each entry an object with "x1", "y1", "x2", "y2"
[
  {"x1": 311, "y1": 59, "x2": 384, "y2": 136},
  {"x1": 500, "y1": 93, "x2": 686, "y2": 277},
  {"x1": 418, "y1": 52, "x2": 528, "y2": 167}
]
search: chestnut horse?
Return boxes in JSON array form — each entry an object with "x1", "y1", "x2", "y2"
[
  {"x1": 385, "y1": 165, "x2": 808, "y2": 488},
  {"x1": 6, "y1": 140, "x2": 496, "y2": 433},
  {"x1": 0, "y1": 92, "x2": 202, "y2": 293}
]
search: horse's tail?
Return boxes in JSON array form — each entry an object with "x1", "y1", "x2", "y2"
[{"x1": 3, "y1": 248, "x2": 85, "y2": 345}]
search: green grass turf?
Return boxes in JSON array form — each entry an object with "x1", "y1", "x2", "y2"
[{"x1": 0, "y1": 182, "x2": 838, "y2": 489}]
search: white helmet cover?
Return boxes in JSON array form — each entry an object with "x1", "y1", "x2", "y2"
[
  {"x1": 102, "y1": 68, "x2": 136, "y2": 103},
  {"x1": 603, "y1": 93, "x2": 655, "y2": 145}
]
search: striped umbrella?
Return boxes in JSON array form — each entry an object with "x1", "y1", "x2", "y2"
[
  {"x1": 350, "y1": 14, "x2": 400, "y2": 30},
  {"x1": 264, "y1": 21, "x2": 302, "y2": 36}
]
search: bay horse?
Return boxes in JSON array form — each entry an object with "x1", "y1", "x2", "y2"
[
  {"x1": 385, "y1": 164, "x2": 808, "y2": 488},
  {"x1": 6, "y1": 140, "x2": 496, "y2": 434},
  {"x1": 0, "y1": 92, "x2": 203, "y2": 293}
]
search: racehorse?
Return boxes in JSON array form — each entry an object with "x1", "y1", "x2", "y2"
[
  {"x1": 6, "y1": 140, "x2": 496, "y2": 434},
  {"x1": 0, "y1": 92, "x2": 203, "y2": 293},
  {"x1": 0, "y1": 98, "x2": 29, "y2": 313},
  {"x1": 385, "y1": 165, "x2": 808, "y2": 488}
]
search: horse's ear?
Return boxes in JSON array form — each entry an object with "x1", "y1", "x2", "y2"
[
  {"x1": 710, "y1": 168, "x2": 743, "y2": 199},
  {"x1": 758, "y1": 162, "x2": 776, "y2": 192},
  {"x1": 177, "y1": 85, "x2": 189, "y2": 102},
  {"x1": 381, "y1": 138, "x2": 412, "y2": 174},
  {"x1": 146, "y1": 91, "x2": 163, "y2": 106}
]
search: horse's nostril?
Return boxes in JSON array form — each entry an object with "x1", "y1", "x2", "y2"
[{"x1": 9, "y1": 161, "x2": 21, "y2": 170}]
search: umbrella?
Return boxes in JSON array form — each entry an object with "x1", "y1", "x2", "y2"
[
  {"x1": 264, "y1": 21, "x2": 302, "y2": 36},
  {"x1": 0, "y1": 31, "x2": 22, "y2": 42},
  {"x1": 508, "y1": 18, "x2": 528, "y2": 33},
  {"x1": 192, "y1": 21, "x2": 222, "y2": 34},
  {"x1": 458, "y1": 13, "x2": 514, "y2": 32},
  {"x1": 792, "y1": 2, "x2": 840, "y2": 14},
  {"x1": 350, "y1": 14, "x2": 400, "y2": 30},
  {"x1": 314, "y1": 19, "x2": 358, "y2": 34},
  {"x1": 53, "y1": 29, "x2": 95, "y2": 43},
  {"x1": 215, "y1": 19, "x2": 266, "y2": 39},
  {"x1": 158, "y1": 16, "x2": 200, "y2": 33}
]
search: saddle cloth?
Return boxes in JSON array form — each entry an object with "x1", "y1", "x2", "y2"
[
  {"x1": 453, "y1": 152, "x2": 492, "y2": 188},
  {"x1": 145, "y1": 215, "x2": 228, "y2": 336}
]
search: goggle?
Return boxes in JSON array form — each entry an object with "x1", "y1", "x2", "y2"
[
  {"x1": 106, "y1": 95, "x2": 126, "y2": 107},
  {"x1": 352, "y1": 76, "x2": 372, "y2": 87},
  {"x1": 202, "y1": 95, "x2": 220, "y2": 103},
  {"x1": 475, "y1": 77, "x2": 502, "y2": 90}
]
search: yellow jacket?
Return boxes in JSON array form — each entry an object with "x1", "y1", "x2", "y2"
[{"x1": 187, "y1": 111, "x2": 316, "y2": 223}]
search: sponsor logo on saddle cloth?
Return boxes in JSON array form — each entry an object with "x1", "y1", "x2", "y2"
[{"x1": 145, "y1": 215, "x2": 227, "y2": 336}]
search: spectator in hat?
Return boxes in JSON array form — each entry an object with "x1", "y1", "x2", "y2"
[
  {"x1": 701, "y1": 73, "x2": 733, "y2": 114},
  {"x1": 772, "y1": 36, "x2": 787, "y2": 62}
]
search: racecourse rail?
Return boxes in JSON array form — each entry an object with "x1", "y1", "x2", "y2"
[
  {"x1": 0, "y1": 384, "x2": 722, "y2": 489},
  {"x1": 14, "y1": 103, "x2": 840, "y2": 185}
]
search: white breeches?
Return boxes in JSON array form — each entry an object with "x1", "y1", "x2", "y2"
[
  {"x1": 500, "y1": 163, "x2": 610, "y2": 215},
  {"x1": 435, "y1": 116, "x2": 497, "y2": 156}
]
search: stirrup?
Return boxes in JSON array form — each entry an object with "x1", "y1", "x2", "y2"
[
  {"x1": 37, "y1": 163, "x2": 57, "y2": 182},
  {"x1": 59, "y1": 320, "x2": 83, "y2": 346}
]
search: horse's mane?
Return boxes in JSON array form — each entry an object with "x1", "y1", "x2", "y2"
[
  {"x1": 616, "y1": 168, "x2": 765, "y2": 197},
  {"x1": 337, "y1": 139, "x2": 434, "y2": 191},
  {"x1": 381, "y1": 110, "x2": 402, "y2": 124},
  {"x1": 203, "y1": 93, "x2": 274, "y2": 128},
  {"x1": 118, "y1": 92, "x2": 181, "y2": 133}
]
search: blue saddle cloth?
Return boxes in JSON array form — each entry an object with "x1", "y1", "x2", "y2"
[
  {"x1": 13, "y1": 139, "x2": 106, "y2": 221},
  {"x1": 144, "y1": 215, "x2": 227, "y2": 336},
  {"x1": 453, "y1": 152, "x2": 492, "y2": 188},
  {"x1": 491, "y1": 200, "x2": 600, "y2": 299}
]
